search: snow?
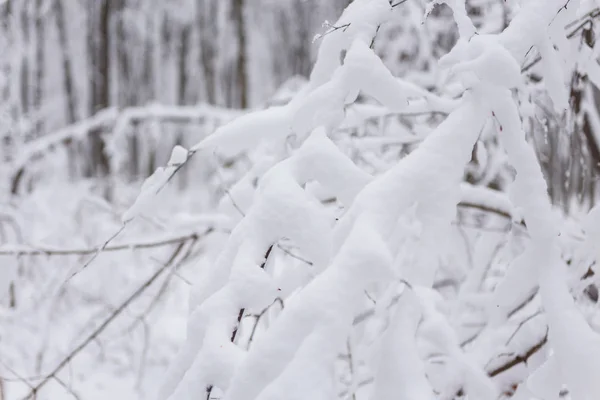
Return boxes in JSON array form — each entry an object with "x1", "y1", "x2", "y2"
[
  {"x1": 369, "y1": 290, "x2": 435, "y2": 400},
  {"x1": 121, "y1": 166, "x2": 173, "y2": 223},
  {"x1": 7, "y1": 0, "x2": 600, "y2": 399},
  {"x1": 13, "y1": 108, "x2": 118, "y2": 172},
  {"x1": 167, "y1": 145, "x2": 188, "y2": 166},
  {"x1": 225, "y1": 215, "x2": 393, "y2": 400},
  {"x1": 333, "y1": 93, "x2": 488, "y2": 287},
  {"x1": 190, "y1": 106, "x2": 290, "y2": 158}
]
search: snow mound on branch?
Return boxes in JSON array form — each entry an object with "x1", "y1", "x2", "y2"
[{"x1": 226, "y1": 215, "x2": 393, "y2": 400}]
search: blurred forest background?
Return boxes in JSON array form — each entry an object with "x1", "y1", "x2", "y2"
[
  {"x1": 0, "y1": 0, "x2": 353, "y2": 194},
  {"x1": 1, "y1": 0, "x2": 600, "y2": 399},
  {"x1": 0, "y1": 0, "x2": 598, "y2": 208}
]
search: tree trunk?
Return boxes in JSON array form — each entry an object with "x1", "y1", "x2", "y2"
[
  {"x1": 20, "y1": 4, "x2": 29, "y2": 120},
  {"x1": 178, "y1": 26, "x2": 191, "y2": 106},
  {"x1": 86, "y1": 0, "x2": 111, "y2": 179},
  {"x1": 231, "y1": 0, "x2": 247, "y2": 108},
  {"x1": 55, "y1": 0, "x2": 77, "y2": 124},
  {"x1": 197, "y1": 0, "x2": 218, "y2": 104},
  {"x1": 33, "y1": 0, "x2": 44, "y2": 136}
]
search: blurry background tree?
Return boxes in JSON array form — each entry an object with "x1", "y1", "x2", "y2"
[
  {"x1": 1, "y1": 0, "x2": 598, "y2": 209},
  {"x1": 2, "y1": 1, "x2": 600, "y2": 399}
]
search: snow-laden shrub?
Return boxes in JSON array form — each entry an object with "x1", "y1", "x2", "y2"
[{"x1": 121, "y1": 1, "x2": 600, "y2": 399}]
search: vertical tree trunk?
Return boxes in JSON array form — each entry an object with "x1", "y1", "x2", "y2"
[
  {"x1": 55, "y1": 0, "x2": 78, "y2": 124},
  {"x1": 87, "y1": 0, "x2": 111, "y2": 180},
  {"x1": 55, "y1": 0, "x2": 81, "y2": 181},
  {"x1": 151, "y1": 5, "x2": 163, "y2": 103},
  {"x1": 1, "y1": 1, "x2": 13, "y2": 163},
  {"x1": 197, "y1": 0, "x2": 218, "y2": 104},
  {"x1": 115, "y1": 0, "x2": 130, "y2": 107},
  {"x1": 292, "y1": 0, "x2": 312, "y2": 77},
  {"x1": 178, "y1": 26, "x2": 191, "y2": 106},
  {"x1": 177, "y1": 24, "x2": 191, "y2": 189},
  {"x1": 8, "y1": 0, "x2": 25, "y2": 132},
  {"x1": 1, "y1": 1, "x2": 11, "y2": 106},
  {"x1": 20, "y1": 4, "x2": 29, "y2": 120},
  {"x1": 231, "y1": 0, "x2": 247, "y2": 108},
  {"x1": 142, "y1": 14, "x2": 154, "y2": 101},
  {"x1": 33, "y1": 0, "x2": 44, "y2": 136},
  {"x1": 114, "y1": 0, "x2": 139, "y2": 180},
  {"x1": 89, "y1": 0, "x2": 111, "y2": 114}
]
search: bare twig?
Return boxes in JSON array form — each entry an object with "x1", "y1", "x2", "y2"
[
  {"x1": 19, "y1": 238, "x2": 194, "y2": 400},
  {"x1": 505, "y1": 311, "x2": 543, "y2": 345},
  {"x1": 523, "y1": 10, "x2": 600, "y2": 72},
  {"x1": 53, "y1": 376, "x2": 82, "y2": 400},
  {"x1": 246, "y1": 297, "x2": 285, "y2": 350},
  {"x1": 313, "y1": 23, "x2": 351, "y2": 42},
  {"x1": 391, "y1": 0, "x2": 410, "y2": 7},
  {"x1": 276, "y1": 244, "x2": 313, "y2": 266},
  {"x1": 488, "y1": 329, "x2": 549, "y2": 377},
  {"x1": 116, "y1": 236, "x2": 202, "y2": 337},
  {"x1": 549, "y1": 0, "x2": 573, "y2": 27},
  {"x1": 346, "y1": 339, "x2": 358, "y2": 400},
  {"x1": 460, "y1": 288, "x2": 540, "y2": 347},
  {"x1": 0, "y1": 358, "x2": 36, "y2": 389},
  {"x1": 206, "y1": 244, "x2": 274, "y2": 399},
  {"x1": 65, "y1": 224, "x2": 128, "y2": 281},
  {"x1": 230, "y1": 245, "x2": 274, "y2": 343},
  {"x1": 0, "y1": 231, "x2": 208, "y2": 257}
]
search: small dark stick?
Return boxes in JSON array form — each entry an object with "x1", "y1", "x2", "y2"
[{"x1": 206, "y1": 245, "x2": 274, "y2": 399}]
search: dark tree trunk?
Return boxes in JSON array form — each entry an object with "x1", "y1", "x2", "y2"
[
  {"x1": 86, "y1": 0, "x2": 111, "y2": 179},
  {"x1": 90, "y1": 0, "x2": 111, "y2": 114},
  {"x1": 115, "y1": 0, "x2": 131, "y2": 107},
  {"x1": 1, "y1": 1, "x2": 12, "y2": 163},
  {"x1": 178, "y1": 26, "x2": 191, "y2": 106},
  {"x1": 232, "y1": 0, "x2": 248, "y2": 108},
  {"x1": 197, "y1": 0, "x2": 218, "y2": 104},
  {"x1": 34, "y1": 0, "x2": 44, "y2": 136},
  {"x1": 20, "y1": 5, "x2": 29, "y2": 119},
  {"x1": 292, "y1": 0, "x2": 312, "y2": 77},
  {"x1": 55, "y1": 0, "x2": 77, "y2": 124}
]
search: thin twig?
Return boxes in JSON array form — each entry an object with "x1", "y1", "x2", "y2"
[
  {"x1": 488, "y1": 329, "x2": 549, "y2": 377},
  {"x1": 206, "y1": 244, "x2": 274, "y2": 399},
  {"x1": 391, "y1": 0, "x2": 410, "y2": 7},
  {"x1": 0, "y1": 231, "x2": 207, "y2": 257},
  {"x1": 246, "y1": 297, "x2": 285, "y2": 350},
  {"x1": 117, "y1": 237, "x2": 201, "y2": 337},
  {"x1": 505, "y1": 311, "x2": 543, "y2": 345},
  {"x1": 65, "y1": 224, "x2": 128, "y2": 281},
  {"x1": 313, "y1": 23, "x2": 351, "y2": 42},
  {"x1": 19, "y1": 239, "x2": 193, "y2": 400},
  {"x1": 346, "y1": 339, "x2": 358, "y2": 400},
  {"x1": 53, "y1": 376, "x2": 82, "y2": 400},
  {"x1": 0, "y1": 358, "x2": 36, "y2": 389},
  {"x1": 523, "y1": 11, "x2": 600, "y2": 72},
  {"x1": 276, "y1": 244, "x2": 313, "y2": 265}
]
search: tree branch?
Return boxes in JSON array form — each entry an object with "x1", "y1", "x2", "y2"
[
  {"x1": 0, "y1": 230, "x2": 211, "y2": 257},
  {"x1": 206, "y1": 244, "x2": 274, "y2": 399},
  {"x1": 488, "y1": 331, "x2": 549, "y2": 377},
  {"x1": 19, "y1": 238, "x2": 196, "y2": 399}
]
